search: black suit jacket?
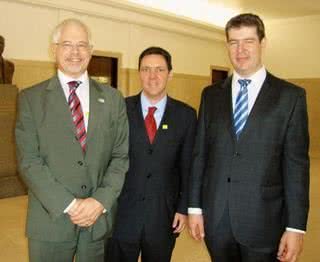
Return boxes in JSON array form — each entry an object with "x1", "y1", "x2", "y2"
[
  {"x1": 189, "y1": 72, "x2": 309, "y2": 250},
  {"x1": 113, "y1": 94, "x2": 197, "y2": 241}
]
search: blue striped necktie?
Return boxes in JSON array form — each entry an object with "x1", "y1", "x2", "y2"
[{"x1": 234, "y1": 79, "x2": 251, "y2": 139}]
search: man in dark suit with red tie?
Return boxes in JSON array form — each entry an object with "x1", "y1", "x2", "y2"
[
  {"x1": 107, "y1": 47, "x2": 197, "y2": 262},
  {"x1": 188, "y1": 13, "x2": 309, "y2": 262}
]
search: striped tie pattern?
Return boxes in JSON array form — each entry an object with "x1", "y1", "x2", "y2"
[
  {"x1": 68, "y1": 81, "x2": 86, "y2": 152},
  {"x1": 234, "y1": 79, "x2": 251, "y2": 139}
]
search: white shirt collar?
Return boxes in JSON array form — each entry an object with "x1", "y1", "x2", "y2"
[
  {"x1": 57, "y1": 70, "x2": 89, "y2": 86},
  {"x1": 140, "y1": 93, "x2": 167, "y2": 114},
  {"x1": 232, "y1": 66, "x2": 267, "y2": 89}
]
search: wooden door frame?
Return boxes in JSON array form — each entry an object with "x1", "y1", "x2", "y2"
[
  {"x1": 92, "y1": 50, "x2": 124, "y2": 94},
  {"x1": 210, "y1": 65, "x2": 230, "y2": 79}
]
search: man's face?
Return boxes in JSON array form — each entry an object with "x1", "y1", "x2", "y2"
[
  {"x1": 52, "y1": 23, "x2": 92, "y2": 78},
  {"x1": 139, "y1": 54, "x2": 172, "y2": 103},
  {"x1": 227, "y1": 26, "x2": 265, "y2": 77}
]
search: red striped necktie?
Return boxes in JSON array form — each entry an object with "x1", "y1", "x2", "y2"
[{"x1": 68, "y1": 81, "x2": 86, "y2": 153}]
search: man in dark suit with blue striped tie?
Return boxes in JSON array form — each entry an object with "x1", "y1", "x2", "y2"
[{"x1": 188, "y1": 13, "x2": 309, "y2": 262}]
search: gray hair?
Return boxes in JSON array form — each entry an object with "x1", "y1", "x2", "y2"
[{"x1": 51, "y1": 18, "x2": 92, "y2": 44}]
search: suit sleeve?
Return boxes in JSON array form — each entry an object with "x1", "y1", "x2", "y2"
[
  {"x1": 189, "y1": 88, "x2": 209, "y2": 208},
  {"x1": 91, "y1": 90, "x2": 129, "y2": 212},
  {"x1": 176, "y1": 108, "x2": 197, "y2": 214},
  {"x1": 283, "y1": 89, "x2": 310, "y2": 230},
  {"x1": 15, "y1": 91, "x2": 75, "y2": 220}
]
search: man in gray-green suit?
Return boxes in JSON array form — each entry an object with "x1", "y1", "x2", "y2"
[{"x1": 15, "y1": 18, "x2": 129, "y2": 262}]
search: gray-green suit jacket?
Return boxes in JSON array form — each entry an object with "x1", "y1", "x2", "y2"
[{"x1": 15, "y1": 76, "x2": 129, "y2": 242}]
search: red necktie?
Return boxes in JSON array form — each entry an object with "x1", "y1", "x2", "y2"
[
  {"x1": 68, "y1": 81, "x2": 87, "y2": 152},
  {"x1": 145, "y1": 106, "x2": 157, "y2": 144}
]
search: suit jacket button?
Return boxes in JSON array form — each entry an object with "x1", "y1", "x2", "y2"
[
  {"x1": 147, "y1": 173, "x2": 152, "y2": 178},
  {"x1": 234, "y1": 152, "x2": 240, "y2": 157},
  {"x1": 227, "y1": 177, "x2": 231, "y2": 183},
  {"x1": 81, "y1": 185, "x2": 87, "y2": 190},
  {"x1": 77, "y1": 161, "x2": 83, "y2": 166},
  {"x1": 142, "y1": 197, "x2": 145, "y2": 201},
  {"x1": 148, "y1": 148, "x2": 153, "y2": 154}
]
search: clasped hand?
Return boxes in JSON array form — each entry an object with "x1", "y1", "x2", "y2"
[{"x1": 67, "y1": 197, "x2": 104, "y2": 227}]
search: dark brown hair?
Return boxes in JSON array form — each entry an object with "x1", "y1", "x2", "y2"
[
  {"x1": 138, "y1": 46, "x2": 172, "y2": 71},
  {"x1": 225, "y1": 13, "x2": 265, "y2": 42}
]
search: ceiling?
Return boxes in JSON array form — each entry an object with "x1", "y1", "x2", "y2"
[
  {"x1": 207, "y1": 0, "x2": 320, "y2": 20},
  {"x1": 123, "y1": 0, "x2": 320, "y2": 28}
]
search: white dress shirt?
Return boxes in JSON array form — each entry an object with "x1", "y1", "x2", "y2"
[
  {"x1": 188, "y1": 66, "x2": 305, "y2": 234},
  {"x1": 58, "y1": 70, "x2": 90, "y2": 130}
]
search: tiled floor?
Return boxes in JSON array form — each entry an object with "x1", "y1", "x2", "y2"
[{"x1": 1, "y1": 158, "x2": 319, "y2": 262}]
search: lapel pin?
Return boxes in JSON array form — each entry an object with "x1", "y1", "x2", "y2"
[
  {"x1": 162, "y1": 124, "x2": 168, "y2": 130},
  {"x1": 98, "y1": 98, "x2": 105, "y2": 103}
]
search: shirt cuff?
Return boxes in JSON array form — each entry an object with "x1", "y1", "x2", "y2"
[
  {"x1": 188, "y1": 208, "x2": 202, "y2": 215},
  {"x1": 286, "y1": 227, "x2": 306, "y2": 234},
  {"x1": 64, "y1": 199, "x2": 76, "y2": 213}
]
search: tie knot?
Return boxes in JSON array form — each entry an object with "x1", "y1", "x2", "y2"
[
  {"x1": 238, "y1": 79, "x2": 251, "y2": 90},
  {"x1": 68, "y1": 80, "x2": 81, "y2": 91},
  {"x1": 148, "y1": 106, "x2": 157, "y2": 115}
]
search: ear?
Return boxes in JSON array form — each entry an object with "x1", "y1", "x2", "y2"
[
  {"x1": 168, "y1": 70, "x2": 173, "y2": 81},
  {"x1": 261, "y1": 37, "x2": 267, "y2": 49}
]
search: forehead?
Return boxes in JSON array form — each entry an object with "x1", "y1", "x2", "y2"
[
  {"x1": 59, "y1": 23, "x2": 88, "y2": 42},
  {"x1": 228, "y1": 26, "x2": 259, "y2": 40},
  {"x1": 140, "y1": 54, "x2": 167, "y2": 66}
]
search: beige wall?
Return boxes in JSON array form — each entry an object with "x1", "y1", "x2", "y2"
[
  {"x1": 0, "y1": 0, "x2": 229, "y2": 80},
  {"x1": 288, "y1": 79, "x2": 320, "y2": 158},
  {"x1": 1, "y1": 0, "x2": 318, "y2": 156},
  {"x1": 265, "y1": 15, "x2": 320, "y2": 78}
]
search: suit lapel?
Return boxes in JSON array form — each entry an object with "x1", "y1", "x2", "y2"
[
  {"x1": 86, "y1": 79, "x2": 105, "y2": 142},
  {"x1": 45, "y1": 76, "x2": 75, "y2": 134},
  {"x1": 238, "y1": 72, "x2": 276, "y2": 141},
  {"x1": 152, "y1": 96, "x2": 173, "y2": 146},
  {"x1": 130, "y1": 94, "x2": 150, "y2": 144},
  {"x1": 219, "y1": 77, "x2": 236, "y2": 141}
]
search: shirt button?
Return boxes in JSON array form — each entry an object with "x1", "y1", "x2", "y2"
[{"x1": 77, "y1": 161, "x2": 83, "y2": 166}]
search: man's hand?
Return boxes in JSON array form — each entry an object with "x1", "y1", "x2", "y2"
[
  {"x1": 277, "y1": 231, "x2": 304, "y2": 262},
  {"x1": 188, "y1": 214, "x2": 205, "y2": 241},
  {"x1": 172, "y1": 213, "x2": 187, "y2": 233},
  {"x1": 68, "y1": 198, "x2": 104, "y2": 227}
]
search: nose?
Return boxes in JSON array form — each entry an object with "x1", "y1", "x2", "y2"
[
  {"x1": 71, "y1": 45, "x2": 80, "y2": 54},
  {"x1": 149, "y1": 69, "x2": 157, "y2": 79},
  {"x1": 236, "y1": 42, "x2": 245, "y2": 53}
]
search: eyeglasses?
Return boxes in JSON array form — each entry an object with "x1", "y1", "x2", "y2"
[
  {"x1": 55, "y1": 41, "x2": 92, "y2": 52},
  {"x1": 140, "y1": 66, "x2": 168, "y2": 74}
]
